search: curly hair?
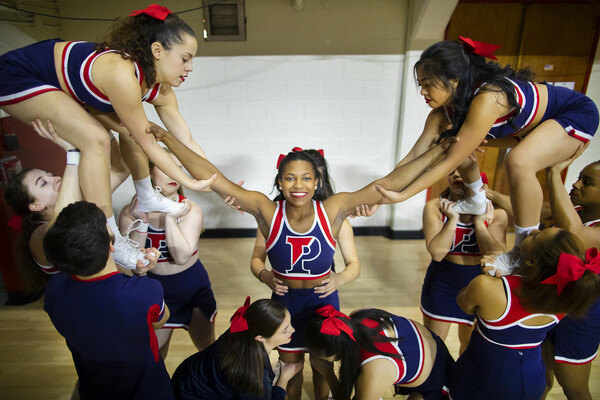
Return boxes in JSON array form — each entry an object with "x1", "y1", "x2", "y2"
[
  {"x1": 415, "y1": 40, "x2": 534, "y2": 140},
  {"x1": 97, "y1": 13, "x2": 195, "y2": 87}
]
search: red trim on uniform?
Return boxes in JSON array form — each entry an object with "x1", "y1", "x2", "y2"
[
  {"x1": 0, "y1": 88, "x2": 62, "y2": 105},
  {"x1": 493, "y1": 107, "x2": 516, "y2": 124},
  {"x1": 145, "y1": 83, "x2": 161, "y2": 102},
  {"x1": 61, "y1": 42, "x2": 85, "y2": 106},
  {"x1": 316, "y1": 202, "x2": 336, "y2": 247},
  {"x1": 277, "y1": 347, "x2": 306, "y2": 354},
  {"x1": 147, "y1": 303, "x2": 163, "y2": 362},
  {"x1": 82, "y1": 52, "x2": 110, "y2": 101},
  {"x1": 71, "y1": 271, "x2": 120, "y2": 282},
  {"x1": 265, "y1": 201, "x2": 284, "y2": 249},
  {"x1": 555, "y1": 355, "x2": 597, "y2": 365},
  {"x1": 518, "y1": 82, "x2": 539, "y2": 133},
  {"x1": 272, "y1": 269, "x2": 330, "y2": 281}
]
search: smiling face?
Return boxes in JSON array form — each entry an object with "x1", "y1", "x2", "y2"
[
  {"x1": 150, "y1": 153, "x2": 182, "y2": 198},
  {"x1": 278, "y1": 160, "x2": 319, "y2": 206},
  {"x1": 22, "y1": 169, "x2": 61, "y2": 212},
  {"x1": 153, "y1": 33, "x2": 197, "y2": 86},
  {"x1": 569, "y1": 163, "x2": 600, "y2": 207},
  {"x1": 416, "y1": 66, "x2": 457, "y2": 109},
  {"x1": 264, "y1": 310, "x2": 294, "y2": 349}
]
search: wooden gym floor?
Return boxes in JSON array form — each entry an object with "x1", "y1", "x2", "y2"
[{"x1": 0, "y1": 235, "x2": 597, "y2": 399}]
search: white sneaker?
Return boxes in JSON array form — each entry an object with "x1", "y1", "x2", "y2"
[
  {"x1": 486, "y1": 247, "x2": 523, "y2": 276},
  {"x1": 453, "y1": 197, "x2": 487, "y2": 215},
  {"x1": 112, "y1": 220, "x2": 149, "y2": 270},
  {"x1": 137, "y1": 186, "x2": 184, "y2": 213}
]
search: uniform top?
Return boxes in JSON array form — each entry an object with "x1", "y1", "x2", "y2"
[
  {"x1": 30, "y1": 221, "x2": 60, "y2": 275},
  {"x1": 441, "y1": 212, "x2": 483, "y2": 256},
  {"x1": 475, "y1": 275, "x2": 562, "y2": 349},
  {"x1": 266, "y1": 200, "x2": 336, "y2": 280},
  {"x1": 145, "y1": 194, "x2": 198, "y2": 263},
  {"x1": 44, "y1": 271, "x2": 173, "y2": 399},
  {"x1": 61, "y1": 41, "x2": 162, "y2": 113},
  {"x1": 359, "y1": 314, "x2": 426, "y2": 385},
  {"x1": 172, "y1": 331, "x2": 286, "y2": 400},
  {"x1": 574, "y1": 205, "x2": 600, "y2": 227}
]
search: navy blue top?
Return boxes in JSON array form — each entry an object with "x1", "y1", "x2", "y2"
[
  {"x1": 44, "y1": 271, "x2": 173, "y2": 400},
  {"x1": 172, "y1": 332, "x2": 286, "y2": 400}
]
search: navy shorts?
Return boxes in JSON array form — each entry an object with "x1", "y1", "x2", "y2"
[
  {"x1": 421, "y1": 259, "x2": 480, "y2": 325},
  {"x1": 148, "y1": 259, "x2": 217, "y2": 329},
  {"x1": 271, "y1": 287, "x2": 339, "y2": 353},
  {"x1": 544, "y1": 83, "x2": 599, "y2": 143},
  {"x1": 548, "y1": 298, "x2": 600, "y2": 364},
  {"x1": 0, "y1": 39, "x2": 62, "y2": 106},
  {"x1": 395, "y1": 330, "x2": 454, "y2": 400},
  {"x1": 449, "y1": 331, "x2": 546, "y2": 400}
]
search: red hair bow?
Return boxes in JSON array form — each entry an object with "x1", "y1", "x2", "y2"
[
  {"x1": 480, "y1": 172, "x2": 488, "y2": 185},
  {"x1": 316, "y1": 305, "x2": 356, "y2": 342},
  {"x1": 458, "y1": 36, "x2": 501, "y2": 61},
  {"x1": 129, "y1": 4, "x2": 172, "y2": 21},
  {"x1": 230, "y1": 296, "x2": 251, "y2": 333},
  {"x1": 276, "y1": 147, "x2": 325, "y2": 169},
  {"x1": 541, "y1": 248, "x2": 600, "y2": 295},
  {"x1": 7, "y1": 215, "x2": 23, "y2": 234}
]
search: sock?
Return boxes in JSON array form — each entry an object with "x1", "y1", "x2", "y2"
[
  {"x1": 106, "y1": 216, "x2": 122, "y2": 239},
  {"x1": 133, "y1": 176, "x2": 155, "y2": 201},
  {"x1": 514, "y1": 223, "x2": 539, "y2": 247},
  {"x1": 464, "y1": 178, "x2": 486, "y2": 203}
]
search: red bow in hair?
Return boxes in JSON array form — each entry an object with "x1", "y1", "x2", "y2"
[
  {"x1": 541, "y1": 248, "x2": 600, "y2": 295},
  {"x1": 129, "y1": 4, "x2": 172, "y2": 21},
  {"x1": 315, "y1": 305, "x2": 356, "y2": 342},
  {"x1": 230, "y1": 296, "x2": 251, "y2": 333},
  {"x1": 7, "y1": 215, "x2": 23, "y2": 234},
  {"x1": 276, "y1": 147, "x2": 325, "y2": 169},
  {"x1": 458, "y1": 36, "x2": 501, "y2": 60}
]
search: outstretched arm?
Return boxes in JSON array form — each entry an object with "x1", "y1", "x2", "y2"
[
  {"x1": 152, "y1": 127, "x2": 275, "y2": 234},
  {"x1": 151, "y1": 87, "x2": 208, "y2": 158},
  {"x1": 387, "y1": 93, "x2": 502, "y2": 202},
  {"x1": 29, "y1": 120, "x2": 82, "y2": 265}
]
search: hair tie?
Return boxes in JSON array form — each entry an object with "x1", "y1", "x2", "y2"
[
  {"x1": 230, "y1": 296, "x2": 251, "y2": 333},
  {"x1": 129, "y1": 4, "x2": 172, "y2": 21},
  {"x1": 8, "y1": 215, "x2": 23, "y2": 234},
  {"x1": 276, "y1": 147, "x2": 325, "y2": 169},
  {"x1": 315, "y1": 305, "x2": 356, "y2": 342},
  {"x1": 458, "y1": 36, "x2": 501, "y2": 60},
  {"x1": 541, "y1": 248, "x2": 600, "y2": 295}
]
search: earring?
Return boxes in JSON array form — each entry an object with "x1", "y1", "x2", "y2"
[
  {"x1": 314, "y1": 186, "x2": 317, "y2": 189},
  {"x1": 279, "y1": 186, "x2": 282, "y2": 190}
]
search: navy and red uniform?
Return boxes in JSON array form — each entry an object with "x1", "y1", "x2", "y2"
[
  {"x1": 469, "y1": 78, "x2": 598, "y2": 142},
  {"x1": 266, "y1": 200, "x2": 338, "y2": 352},
  {"x1": 145, "y1": 195, "x2": 217, "y2": 329},
  {"x1": 549, "y1": 213, "x2": 600, "y2": 365},
  {"x1": 360, "y1": 315, "x2": 453, "y2": 400},
  {"x1": 44, "y1": 271, "x2": 174, "y2": 400},
  {"x1": 421, "y1": 211, "x2": 483, "y2": 326},
  {"x1": 171, "y1": 331, "x2": 286, "y2": 400},
  {"x1": 449, "y1": 275, "x2": 562, "y2": 400},
  {"x1": 0, "y1": 39, "x2": 161, "y2": 109}
]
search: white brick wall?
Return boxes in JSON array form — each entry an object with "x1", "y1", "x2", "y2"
[{"x1": 113, "y1": 54, "x2": 420, "y2": 231}]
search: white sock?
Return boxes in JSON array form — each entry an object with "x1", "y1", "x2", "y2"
[
  {"x1": 106, "y1": 216, "x2": 122, "y2": 238},
  {"x1": 464, "y1": 178, "x2": 486, "y2": 203},
  {"x1": 134, "y1": 176, "x2": 155, "y2": 201},
  {"x1": 514, "y1": 223, "x2": 539, "y2": 247}
]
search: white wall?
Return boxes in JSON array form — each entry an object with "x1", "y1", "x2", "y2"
[
  {"x1": 564, "y1": 39, "x2": 600, "y2": 188},
  {"x1": 112, "y1": 54, "x2": 405, "y2": 230}
]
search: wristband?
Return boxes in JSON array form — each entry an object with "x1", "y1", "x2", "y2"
[
  {"x1": 66, "y1": 149, "x2": 81, "y2": 165},
  {"x1": 258, "y1": 269, "x2": 267, "y2": 282}
]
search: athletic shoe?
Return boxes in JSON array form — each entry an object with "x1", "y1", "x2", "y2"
[
  {"x1": 112, "y1": 220, "x2": 149, "y2": 270},
  {"x1": 137, "y1": 186, "x2": 184, "y2": 213},
  {"x1": 486, "y1": 247, "x2": 523, "y2": 276},
  {"x1": 452, "y1": 197, "x2": 487, "y2": 215}
]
